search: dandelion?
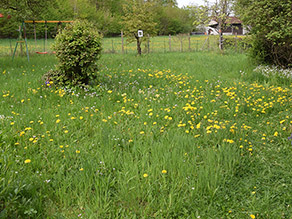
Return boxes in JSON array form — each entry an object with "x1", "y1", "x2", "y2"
[
  {"x1": 76, "y1": 150, "x2": 80, "y2": 153},
  {"x1": 162, "y1": 170, "x2": 167, "y2": 174},
  {"x1": 24, "y1": 159, "x2": 31, "y2": 164},
  {"x1": 250, "y1": 214, "x2": 255, "y2": 219},
  {"x1": 56, "y1": 119, "x2": 61, "y2": 123},
  {"x1": 79, "y1": 168, "x2": 84, "y2": 171},
  {"x1": 143, "y1": 173, "x2": 148, "y2": 178}
]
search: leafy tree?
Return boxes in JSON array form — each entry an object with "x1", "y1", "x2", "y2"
[
  {"x1": 0, "y1": 0, "x2": 54, "y2": 20},
  {"x1": 121, "y1": 1, "x2": 157, "y2": 55},
  {"x1": 236, "y1": 0, "x2": 292, "y2": 67},
  {"x1": 211, "y1": 0, "x2": 235, "y2": 50},
  {"x1": 188, "y1": 4, "x2": 210, "y2": 32}
]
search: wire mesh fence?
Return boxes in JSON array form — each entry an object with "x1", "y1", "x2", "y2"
[{"x1": 0, "y1": 34, "x2": 250, "y2": 57}]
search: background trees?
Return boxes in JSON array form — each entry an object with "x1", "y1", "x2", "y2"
[
  {"x1": 0, "y1": 0, "x2": 196, "y2": 38},
  {"x1": 236, "y1": 0, "x2": 292, "y2": 67}
]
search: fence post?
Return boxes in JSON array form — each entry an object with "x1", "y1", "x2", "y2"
[
  {"x1": 169, "y1": 34, "x2": 171, "y2": 52},
  {"x1": 121, "y1": 31, "x2": 124, "y2": 54},
  {"x1": 235, "y1": 32, "x2": 238, "y2": 52},
  {"x1": 147, "y1": 34, "x2": 150, "y2": 53},
  {"x1": 180, "y1": 35, "x2": 183, "y2": 52},
  {"x1": 188, "y1": 33, "x2": 191, "y2": 51},
  {"x1": 207, "y1": 34, "x2": 210, "y2": 51}
]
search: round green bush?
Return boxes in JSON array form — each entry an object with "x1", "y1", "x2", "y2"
[{"x1": 50, "y1": 19, "x2": 102, "y2": 86}]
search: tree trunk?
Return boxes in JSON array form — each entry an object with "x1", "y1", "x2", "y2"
[{"x1": 136, "y1": 37, "x2": 141, "y2": 55}]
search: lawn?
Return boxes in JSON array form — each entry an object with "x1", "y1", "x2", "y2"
[{"x1": 1, "y1": 51, "x2": 292, "y2": 218}]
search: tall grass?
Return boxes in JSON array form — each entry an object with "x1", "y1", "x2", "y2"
[{"x1": 1, "y1": 52, "x2": 292, "y2": 218}]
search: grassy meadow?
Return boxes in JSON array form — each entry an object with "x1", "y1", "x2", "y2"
[{"x1": 1, "y1": 51, "x2": 292, "y2": 218}]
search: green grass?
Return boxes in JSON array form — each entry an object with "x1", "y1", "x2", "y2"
[{"x1": 1, "y1": 52, "x2": 292, "y2": 218}]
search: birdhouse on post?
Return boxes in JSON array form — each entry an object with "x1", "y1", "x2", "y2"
[{"x1": 138, "y1": 30, "x2": 143, "y2": 38}]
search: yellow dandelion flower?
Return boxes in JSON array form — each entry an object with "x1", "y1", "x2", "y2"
[
  {"x1": 24, "y1": 159, "x2": 31, "y2": 164},
  {"x1": 196, "y1": 123, "x2": 201, "y2": 129},
  {"x1": 76, "y1": 150, "x2": 80, "y2": 153},
  {"x1": 56, "y1": 119, "x2": 61, "y2": 123},
  {"x1": 79, "y1": 168, "x2": 84, "y2": 171},
  {"x1": 143, "y1": 173, "x2": 148, "y2": 178},
  {"x1": 250, "y1": 214, "x2": 255, "y2": 219},
  {"x1": 162, "y1": 170, "x2": 167, "y2": 174}
]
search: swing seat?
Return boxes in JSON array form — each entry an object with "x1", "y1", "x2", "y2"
[{"x1": 36, "y1": 51, "x2": 48, "y2": 54}]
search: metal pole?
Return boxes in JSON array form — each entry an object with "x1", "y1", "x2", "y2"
[
  {"x1": 23, "y1": 22, "x2": 29, "y2": 61},
  {"x1": 45, "y1": 21, "x2": 47, "y2": 52}
]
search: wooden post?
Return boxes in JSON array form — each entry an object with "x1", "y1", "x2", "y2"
[
  {"x1": 121, "y1": 31, "x2": 124, "y2": 54},
  {"x1": 207, "y1": 34, "x2": 209, "y2": 51},
  {"x1": 180, "y1": 35, "x2": 183, "y2": 52},
  {"x1": 169, "y1": 34, "x2": 171, "y2": 52},
  {"x1": 147, "y1": 34, "x2": 150, "y2": 53},
  {"x1": 188, "y1": 33, "x2": 191, "y2": 51},
  {"x1": 235, "y1": 32, "x2": 238, "y2": 52}
]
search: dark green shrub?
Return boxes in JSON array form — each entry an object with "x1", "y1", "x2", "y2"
[
  {"x1": 237, "y1": 0, "x2": 292, "y2": 68},
  {"x1": 49, "y1": 19, "x2": 102, "y2": 86}
]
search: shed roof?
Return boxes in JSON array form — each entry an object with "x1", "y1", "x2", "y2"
[{"x1": 208, "y1": 16, "x2": 242, "y2": 26}]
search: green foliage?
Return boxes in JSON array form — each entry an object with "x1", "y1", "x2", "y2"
[
  {"x1": 188, "y1": 3, "x2": 210, "y2": 30},
  {"x1": 0, "y1": 0, "x2": 54, "y2": 20},
  {"x1": 236, "y1": 0, "x2": 292, "y2": 67},
  {"x1": 121, "y1": 1, "x2": 157, "y2": 55},
  {"x1": 49, "y1": 20, "x2": 102, "y2": 86}
]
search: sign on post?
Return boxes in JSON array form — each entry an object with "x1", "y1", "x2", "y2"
[{"x1": 138, "y1": 30, "x2": 143, "y2": 38}]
